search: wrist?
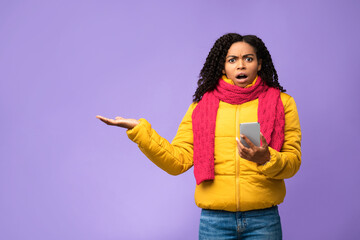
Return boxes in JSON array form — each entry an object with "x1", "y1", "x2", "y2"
[
  {"x1": 127, "y1": 119, "x2": 140, "y2": 130},
  {"x1": 259, "y1": 151, "x2": 271, "y2": 165},
  {"x1": 260, "y1": 159, "x2": 270, "y2": 165}
]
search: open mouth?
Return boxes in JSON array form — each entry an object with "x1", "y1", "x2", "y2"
[{"x1": 236, "y1": 74, "x2": 248, "y2": 79}]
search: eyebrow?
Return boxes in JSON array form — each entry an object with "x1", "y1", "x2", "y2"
[{"x1": 226, "y1": 54, "x2": 255, "y2": 59}]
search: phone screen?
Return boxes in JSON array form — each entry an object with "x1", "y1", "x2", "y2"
[{"x1": 240, "y1": 122, "x2": 260, "y2": 148}]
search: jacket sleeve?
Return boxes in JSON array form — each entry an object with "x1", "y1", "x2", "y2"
[
  {"x1": 257, "y1": 96, "x2": 302, "y2": 179},
  {"x1": 126, "y1": 103, "x2": 196, "y2": 175}
]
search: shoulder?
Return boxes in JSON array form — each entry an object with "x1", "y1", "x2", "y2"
[
  {"x1": 280, "y1": 92, "x2": 297, "y2": 108},
  {"x1": 179, "y1": 102, "x2": 198, "y2": 122},
  {"x1": 189, "y1": 102, "x2": 198, "y2": 109},
  {"x1": 186, "y1": 102, "x2": 198, "y2": 115},
  {"x1": 280, "y1": 92, "x2": 292, "y2": 104},
  {"x1": 279, "y1": 92, "x2": 299, "y2": 121}
]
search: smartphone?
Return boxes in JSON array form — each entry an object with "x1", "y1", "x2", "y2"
[{"x1": 240, "y1": 122, "x2": 260, "y2": 148}]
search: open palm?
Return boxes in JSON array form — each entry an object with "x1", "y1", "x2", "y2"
[{"x1": 96, "y1": 115, "x2": 139, "y2": 129}]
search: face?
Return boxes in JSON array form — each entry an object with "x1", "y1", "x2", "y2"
[{"x1": 222, "y1": 41, "x2": 262, "y2": 88}]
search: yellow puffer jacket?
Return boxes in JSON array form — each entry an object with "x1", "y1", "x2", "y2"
[{"x1": 127, "y1": 79, "x2": 301, "y2": 212}]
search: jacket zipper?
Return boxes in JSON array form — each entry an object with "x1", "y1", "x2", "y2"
[{"x1": 235, "y1": 105, "x2": 241, "y2": 211}]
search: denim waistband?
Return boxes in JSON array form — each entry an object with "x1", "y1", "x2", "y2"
[{"x1": 201, "y1": 206, "x2": 278, "y2": 218}]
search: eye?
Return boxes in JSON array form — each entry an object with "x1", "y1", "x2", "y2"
[
  {"x1": 228, "y1": 58, "x2": 236, "y2": 63},
  {"x1": 245, "y1": 57, "x2": 253, "y2": 62}
]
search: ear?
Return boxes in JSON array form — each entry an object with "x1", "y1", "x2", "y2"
[
  {"x1": 222, "y1": 69, "x2": 225, "y2": 74},
  {"x1": 257, "y1": 59, "x2": 262, "y2": 71}
]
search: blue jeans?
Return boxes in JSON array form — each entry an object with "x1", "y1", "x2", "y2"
[{"x1": 199, "y1": 206, "x2": 282, "y2": 240}]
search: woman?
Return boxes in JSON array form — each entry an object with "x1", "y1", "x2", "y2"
[{"x1": 97, "y1": 33, "x2": 301, "y2": 239}]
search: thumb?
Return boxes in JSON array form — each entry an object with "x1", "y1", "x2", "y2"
[{"x1": 260, "y1": 133, "x2": 268, "y2": 147}]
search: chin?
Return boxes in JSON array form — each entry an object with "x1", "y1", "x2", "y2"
[{"x1": 234, "y1": 80, "x2": 251, "y2": 88}]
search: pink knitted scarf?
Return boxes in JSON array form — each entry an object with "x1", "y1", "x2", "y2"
[{"x1": 192, "y1": 77, "x2": 285, "y2": 185}]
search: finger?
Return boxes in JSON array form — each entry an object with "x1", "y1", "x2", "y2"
[
  {"x1": 241, "y1": 134, "x2": 256, "y2": 149},
  {"x1": 96, "y1": 115, "x2": 113, "y2": 122},
  {"x1": 236, "y1": 138, "x2": 250, "y2": 158},
  {"x1": 236, "y1": 137, "x2": 241, "y2": 147},
  {"x1": 98, "y1": 116, "x2": 115, "y2": 125},
  {"x1": 240, "y1": 152, "x2": 248, "y2": 159},
  {"x1": 240, "y1": 148, "x2": 251, "y2": 158},
  {"x1": 99, "y1": 118, "x2": 111, "y2": 124},
  {"x1": 115, "y1": 116, "x2": 124, "y2": 120},
  {"x1": 239, "y1": 147, "x2": 250, "y2": 160},
  {"x1": 236, "y1": 138, "x2": 244, "y2": 153},
  {"x1": 236, "y1": 137, "x2": 246, "y2": 151},
  {"x1": 260, "y1": 133, "x2": 268, "y2": 147},
  {"x1": 238, "y1": 138, "x2": 253, "y2": 155},
  {"x1": 96, "y1": 115, "x2": 108, "y2": 122}
]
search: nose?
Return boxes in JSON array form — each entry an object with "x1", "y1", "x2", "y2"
[{"x1": 237, "y1": 59, "x2": 246, "y2": 69}]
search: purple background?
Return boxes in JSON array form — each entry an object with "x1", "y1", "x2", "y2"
[{"x1": 1, "y1": 0, "x2": 359, "y2": 239}]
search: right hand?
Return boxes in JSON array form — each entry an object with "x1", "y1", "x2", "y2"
[{"x1": 96, "y1": 115, "x2": 140, "y2": 130}]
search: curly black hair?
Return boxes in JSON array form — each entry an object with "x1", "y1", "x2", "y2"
[{"x1": 193, "y1": 33, "x2": 285, "y2": 102}]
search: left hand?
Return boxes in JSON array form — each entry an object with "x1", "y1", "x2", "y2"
[
  {"x1": 96, "y1": 115, "x2": 140, "y2": 129},
  {"x1": 236, "y1": 133, "x2": 270, "y2": 165}
]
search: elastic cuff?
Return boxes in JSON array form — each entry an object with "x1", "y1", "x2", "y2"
[
  {"x1": 257, "y1": 147, "x2": 280, "y2": 174},
  {"x1": 126, "y1": 118, "x2": 147, "y2": 141}
]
